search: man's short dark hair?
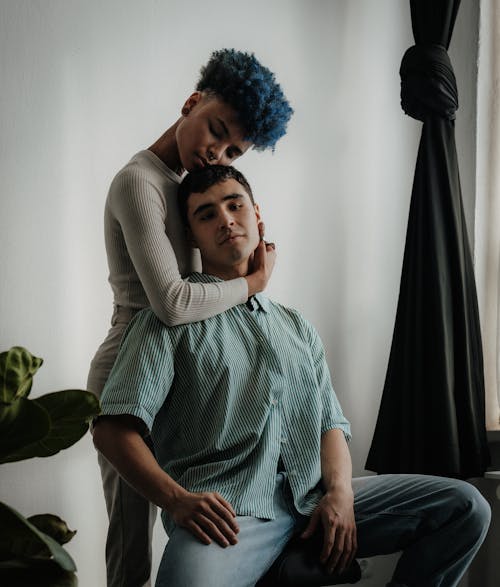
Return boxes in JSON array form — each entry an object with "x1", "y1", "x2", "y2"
[
  {"x1": 178, "y1": 166, "x2": 254, "y2": 227},
  {"x1": 197, "y1": 49, "x2": 293, "y2": 152}
]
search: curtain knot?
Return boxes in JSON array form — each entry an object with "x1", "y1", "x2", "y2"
[{"x1": 400, "y1": 44, "x2": 458, "y2": 121}]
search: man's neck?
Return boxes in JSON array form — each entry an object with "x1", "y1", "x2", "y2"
[
  {"x1": 148, "y1": 120, "x2": 184, "y2": 175},
  {"x1": 201, "y1": 261, "x2": 249, "y2": 281}
]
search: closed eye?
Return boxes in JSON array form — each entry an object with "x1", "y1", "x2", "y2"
[
  {"x1": 209, "y1": 122, "x2": 222, "y2": 139},
  {"x1": 227, "y1": 147, "x2": 243, "y2": 160}
]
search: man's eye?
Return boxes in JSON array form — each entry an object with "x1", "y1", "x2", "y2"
[
  {"x1": 229, "y1": 203, "x2": 242, "y2": 211},
  {"x1": 200, "y1": 212, "x2": 215, "y2": 221}
]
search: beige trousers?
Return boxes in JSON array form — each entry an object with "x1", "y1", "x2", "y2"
[{"x1": 88, "y1": 306, "x2": 157, "y2": 587}]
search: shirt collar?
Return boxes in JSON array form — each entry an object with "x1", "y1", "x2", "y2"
[{"x1": 187, "y1": 272, "x2": 270, "y2": 313}]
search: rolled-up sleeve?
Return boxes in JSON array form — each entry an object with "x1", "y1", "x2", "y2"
[
  {"x1": 306, "y1": 322, "x2": 352, "y2": 441},
  {"x1": 100, "y1": 309, "x2": 174, "y2": 431}
]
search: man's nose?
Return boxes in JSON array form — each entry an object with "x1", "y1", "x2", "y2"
[{"x1": 219, "y1": 209, "x2": 234, "y2": 227}]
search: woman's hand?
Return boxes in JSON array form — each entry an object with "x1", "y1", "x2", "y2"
[{"x1": 245, "y1": 222, "x2": 276, "y2": 296}]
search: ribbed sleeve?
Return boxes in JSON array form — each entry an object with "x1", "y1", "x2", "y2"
[{"x1": 104, "y1": 151, "x2": 248, "y2": 326}]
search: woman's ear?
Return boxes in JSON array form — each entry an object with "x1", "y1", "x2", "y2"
[{"x1": 181, "y1": 92, "x2": 203, "y2": 117}]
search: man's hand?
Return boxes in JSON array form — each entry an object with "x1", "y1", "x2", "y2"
[
  {"x1": 93, "y1": 417, "x2": 239, "y2": 549},
  {"x1": 300, "y1": 487, "x2": 357, "y2": 574},
  {"x1": 168, "y1": 489, "x2": 240, "y2": 548}
]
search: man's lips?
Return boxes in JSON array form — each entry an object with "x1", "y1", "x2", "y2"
[{"x1": 219, "y1": 234, "x2": 244, "y2": 245}]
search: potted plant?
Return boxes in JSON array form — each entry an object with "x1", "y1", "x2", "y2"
[{"x1": 0, "y1": 346, "x2": 100, "y2": 586}]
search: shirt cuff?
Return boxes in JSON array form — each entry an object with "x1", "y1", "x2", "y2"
[
  {"x1": 321, "y1": 422, "x2": 352, "y2": 443},
  {"x1": 99, "y1": 403, "x2": 155, "y2": 433}
]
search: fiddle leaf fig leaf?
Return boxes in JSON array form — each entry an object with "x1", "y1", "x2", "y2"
[
  {"x1": 0, "y1": 398, "x2": 51, "y2": 464},
  {"x1": 27, "y1": 515, "x2": 76, "y2": 545},
  {"x1": 0, "y1": 347, "x2": 43, "y2": 403},
  {"x1": 4, "y1": 390, "x2": 100, "y2": 461},
  {"x1": 0, "y1": 502, "x2": 76, "y2": 572}
]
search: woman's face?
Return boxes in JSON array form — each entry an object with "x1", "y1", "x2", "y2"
[{"x1": 175, "y1": 93, "x2": 252, "y2": 173}]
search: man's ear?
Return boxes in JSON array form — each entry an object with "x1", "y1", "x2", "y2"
[
  {"x1": 254, "y1": 203, "x2": 262, "y2": 223},
  {"x1": 181, "y1": 92, "x2": 203, "y2": 117}
]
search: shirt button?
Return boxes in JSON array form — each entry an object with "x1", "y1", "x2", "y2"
[
  {"x1": 271, "y1": 399, "x2": 278, "y2": 406},
  {"x1": 290, "y1": 470, "x2": 297, "y2": 476},
  {"x1": 281, "y1": 437, "x2": 287, "y2": 443}
]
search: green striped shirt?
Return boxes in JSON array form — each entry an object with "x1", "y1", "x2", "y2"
[{"x1": 100, "y1": 273, "x2": 351, "y2": 533}]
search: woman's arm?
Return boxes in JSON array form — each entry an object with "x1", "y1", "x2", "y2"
[{"x1": 110, "y1": 171, "x2": 275, "y2": 326}]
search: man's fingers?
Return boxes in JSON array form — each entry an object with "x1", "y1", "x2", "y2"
[
  {"x1": 346, "y1": 530, "x2": 358, "y2": 568},
  {"x1": 214, "y1": 492, "x2": 237, "y2": 519},
  {"x1": 186, "y1": 520, "x2": 212, "y2": 545},
  {"x1": 326, "y1": 527, "x2": 357, "y2": 574},
  {"x1": 320, "y1": 521, "x2": 336, "y2": 563},
  {"x1": 194, "y1": 495, "x2": 239, "y2": 542},
  {"x1": 196, "y1": 513, "x2": 237, "y2": 547},
  {"x1": 326, "y1": 531, "x2": 345, "y2": 573},
  {"x1": 333, "y1": 533, "x2": 352, "y2": 574},
  {"x1": 209, "y1": 495, "x2": 239, "y2": 533},
  {"x1": 301, "y1": 509, "x2": 319, "y2": 539},
  {"x1": 201, "y1": 510, "x2": 239, "y2": 544},
  {"x1": 175, "y1": 492, "x2": 239, "y2": 547}
]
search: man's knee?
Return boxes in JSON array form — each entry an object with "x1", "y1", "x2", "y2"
[
  {"x1": 460, "y1": 481, "x2": 490, "y2": 531},
  {"x1": 445, "y1": 480, "x2": 491, "y2": 538}
]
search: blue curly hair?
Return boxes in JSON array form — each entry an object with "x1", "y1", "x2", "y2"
[{"x1": 196, "y1": 49, "x2": 293, "y2": 151}]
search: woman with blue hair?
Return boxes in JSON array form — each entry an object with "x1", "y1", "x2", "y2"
[{"x1": 88, "y1": 48, "x2": 293, "y2": 587}]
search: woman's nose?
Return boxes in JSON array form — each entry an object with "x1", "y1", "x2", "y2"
[{"x1": 208, "y1": 143, "x2": 225, "y2": 164}]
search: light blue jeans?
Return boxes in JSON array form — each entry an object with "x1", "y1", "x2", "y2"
[{"x1": 155, "y1": 473, "x2": 490, "y2": 587}]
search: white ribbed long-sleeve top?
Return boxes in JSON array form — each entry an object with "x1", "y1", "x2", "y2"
[{"x1": 104, "y1": 150, "x2": 248, "y2": 326}]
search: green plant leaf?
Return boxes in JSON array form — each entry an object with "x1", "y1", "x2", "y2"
[
  {"x1": 3, "y1": 390, "x2": 101, "y2": 462},
  {"x1": 0, "y1": 347, "x2": 43, "y2": 403},
  {"x1": 0, "y1": 397, "x2": 51, "y2": 464},
  {"x1": 0, "y1": 502, "x2": 76, "y2": 572},
  {"x1": 27, "y1": 515, "x2": 76, "y2": 545}
]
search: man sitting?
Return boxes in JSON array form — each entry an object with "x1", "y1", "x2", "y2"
[{"x1": 93, "y1": 166, "x2": 490, "y2": 587}]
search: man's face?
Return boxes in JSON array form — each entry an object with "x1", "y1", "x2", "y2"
[
  {"x1": 176, "y1": 93, "x2": 253, "y2": 173},
  {"x1": 186, "y1": 178, "x2": 261, "y2": 278}
]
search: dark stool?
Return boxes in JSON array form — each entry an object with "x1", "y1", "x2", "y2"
[{"x1": 256, "y1": 533, "x2": 362, "y2": 586}]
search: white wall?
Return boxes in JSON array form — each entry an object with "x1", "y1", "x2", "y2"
[{"x1": 0, "y1": 1, "x2": 478, "y2": 586}]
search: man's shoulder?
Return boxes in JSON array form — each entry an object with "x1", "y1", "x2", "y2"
[
  {"x1": 265, "y1": 298, "x2": 316, "y2": 336},
  {"x1": 122, "y1": 307, "x2": 170, "y2": 342}
]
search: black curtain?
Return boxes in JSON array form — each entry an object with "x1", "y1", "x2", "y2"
[{"x1": 365, "y1": 0, "x2": 490, "y2": 479}]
